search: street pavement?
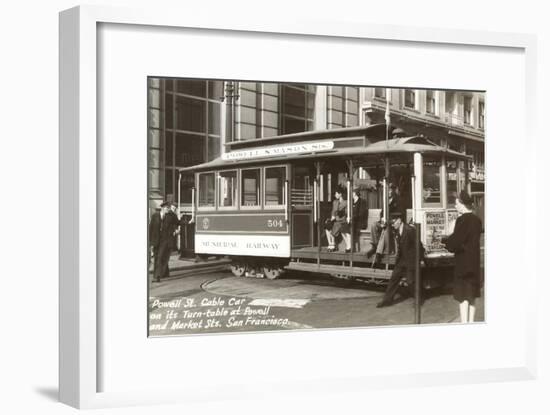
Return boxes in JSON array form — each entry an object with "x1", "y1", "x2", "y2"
[
  {"x1": 149, "y1": 253, "x2": 230, "y2": 277},
  {"x1": 148, "y1": 268, "x2": 485, "y2": 336}
]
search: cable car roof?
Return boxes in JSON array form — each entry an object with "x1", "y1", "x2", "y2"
[{"x1": 179, "y1": 133, "x2": 471, "y2": 173}]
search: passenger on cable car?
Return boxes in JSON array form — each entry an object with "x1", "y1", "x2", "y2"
[
  {"x1": 325, "y1": 186, "x2": 352, "y2": 253},
  {"x1": 367, "y1": 183, "x2": 404, "y2": 260},
  {"x1": 352, "y1": 188, "x2": 369, "y2": 252}
]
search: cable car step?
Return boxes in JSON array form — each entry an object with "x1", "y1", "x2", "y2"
[
  {"x1": 290, "y1": 248, "x2": 397, "y2": 265},
  {"x1": 285, "y1": 262, "x2": 392, "y2": 280}
]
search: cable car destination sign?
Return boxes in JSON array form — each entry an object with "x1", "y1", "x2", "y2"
[{"x1": 222, "y1": 140, "x2": 334, "y2": 161}]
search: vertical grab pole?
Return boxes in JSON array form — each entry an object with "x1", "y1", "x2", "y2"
[
  {"x1": 316, "y1": 162, "x2": 322, "y2": 267},
  {"x1": 313, "y1": 178, "x2": 318, "y2": 257},
  {"x1": 347, "y1": 179, "x2": 352, "y2": 265},
  {"x1": 411, "y1": 175, "x2": 416, "y2": 224},
  {"x1": 313, "y1": 179, "x2": 318, "y2": 224},
  {"x1": 468, "y1": 158, "x2": 472, "y2": 195},
  {"x1": 177, "y1": 171, "x2": 182, "y2": 251},
  {"x1": 190, "y1": 186, "x2": 195, "y2": 224},
  {"x1": 414, "y1": 222, "x2": 422, "y2": 324},
  {"x1": 346, "y1": 180, "x2": 351, "y2": 224},
  {"x1": 284, "y1": 180, "x2": 289, "y2": 223},
  {"x1": 384, "y1": 156, "x2": 391, "y2": 270},
  {"x1": 382, "y1": 177, "x2": 387, "y2": 222},
  {"x1": 347, "y1": 158, "x2": 354, "y2": 256},
  {"x1": 177, "y1": 171, "x2": 182, "y2": 217}
]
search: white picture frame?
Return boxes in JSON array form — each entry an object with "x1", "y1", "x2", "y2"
[{"x1": 59, "y1": 4, "x2": 538, "y2": 409}]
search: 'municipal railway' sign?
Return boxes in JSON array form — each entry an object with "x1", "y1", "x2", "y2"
[
  {"x1": 221, "y1": 140, "x2": 334, "y2": 161},
  {"x1": 195, "y1": 234, "x2": 290, "y2": 257}
]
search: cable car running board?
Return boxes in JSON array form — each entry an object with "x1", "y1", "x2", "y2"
[{"x1": 285, "y1": 262, "x2": 392, "y2": 280}]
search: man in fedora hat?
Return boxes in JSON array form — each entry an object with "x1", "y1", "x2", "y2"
[
  {"x1": 149, "y1": 201, "x2": 178, "y2": 282},
  {"x1": 167, "y1": 202, "x2": 180, "y2": 250},
  {"x1": 377, "y1": 212, "x2": 419, "y2": 308}
]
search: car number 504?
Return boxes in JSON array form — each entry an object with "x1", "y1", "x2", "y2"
[{"x1": 267, "y1": 219, "x2": 284, "y2": 228}]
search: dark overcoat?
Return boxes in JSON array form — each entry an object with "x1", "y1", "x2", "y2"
[
  {"x1": 395, "y1": 223, "x2": 417, "y2": 271},
  {"x1": 443, "y1": 212, "x2": 482, "y2": 279},
  {"x1": 352, "y1": 197, "x2": 368, "y2": 231},
  {"x1": 379, "y1": 223, "x2": 418, "y2": 304},
  {"x1": 149, "y1": 211, "x2": 178, "y2": 249},
  {"x1": 149, "y1": 211, "x2": 179, "y2": 280}
]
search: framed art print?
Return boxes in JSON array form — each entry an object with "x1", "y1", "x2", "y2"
[
  {"x1": 59, "y1": 5, "x2": 538, "y2": 409},
  {"x1": 145, "y1": 78, "x2": 486, "y2": 337}
]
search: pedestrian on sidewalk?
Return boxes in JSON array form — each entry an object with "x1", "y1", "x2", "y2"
[
  {"x1": 442, "y1": 190, "x2": 482, "y2": 323},
  {"x1": 149, "y1": 201, "x2": 179, "y2": 282},
  {"x1": 168, "y1": 202, "x2": 180, "y2": 250}
]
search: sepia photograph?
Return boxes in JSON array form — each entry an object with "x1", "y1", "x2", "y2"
[{"x1": 147, "y1": 79, "x2": 485, "y2": 336}]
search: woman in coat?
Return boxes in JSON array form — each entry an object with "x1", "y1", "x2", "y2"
[
  {"x1": 442, "y1": 190, "x2": 483, "y2": 323},
  {"x1": 325, "y1": 186, "x2": 351, "y2": 252}
]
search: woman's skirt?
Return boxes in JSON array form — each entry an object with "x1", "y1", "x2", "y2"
[
  {"x1": 331, "y1": 220, "x2": 350, "y2": 237},
  {"x1": 453, "y1": 272, "x2": 481, "y2": 303}
]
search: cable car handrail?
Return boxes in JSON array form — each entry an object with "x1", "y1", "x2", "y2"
[
  {"x1": 284, "y1": 180, "x2": 289, "y2": 223},
  {"x1": 313, "y1": 180, "x2": 318, "y2": 223},
  {"x1": 190, "y1": 187, "x2": 195, "y2": 224}
]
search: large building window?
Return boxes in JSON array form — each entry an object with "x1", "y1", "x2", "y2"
[
  {"x1": 426, "y1": 90, "x2": 437, "y2": 114},
  {"x1": 478, "y1": 100, "x2": 485, "y2": 129},
  {"x1": 236, "y1": 82, "x2": 259, "y2": 141},
  {"x1": 327, "y1": 86, "x2": 359, "y2": 129},
  {"x1": 404, "y1": 89, "x2": 417, "y2": 109},
  {"x1": 280, "y1": 84, "x2": 315, "y2": 134},
  {"x1": 374, "y1": 87, "x2": 386, "y2": 98},
  {"x1": 148, "y1": 78, "x2": 162, "y2": 206},
  {"x1": 163, "y1": 79, "x2": 223, "y2": 205},
  {"x1": 464, "y1": 95, "x2": 472, "y2": 125}
]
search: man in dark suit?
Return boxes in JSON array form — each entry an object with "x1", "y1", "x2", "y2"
[
  {"x1": 351, "y1": 188, "x2": 369, "y2": 252},
  {"x1": 367, "y1": 183, "x2": 405, "y2": 258},
  {"x1": 149, "y1": 201, "x2": 178, "y2": 282},
  {"x1": 376, "y1": 213, "x2": 419, "y2": 308},
  {"x1": 167, "y1": 202, "x2": 180, "y2": 250}
]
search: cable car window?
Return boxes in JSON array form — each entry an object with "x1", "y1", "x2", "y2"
[
  {"x1": 198, "y1": 172, "x2": 215, "y2": 208},
  {"x1": 218, "y1": 170, "x2": 238, "y2": 208},
  {"x1": 265, "y1": 166, "x2": 286, "y2": 207},
  {"x1": 292, "y1": 166, "x2": 313, "y2": 206},
  {"x1": 422, "y1": 160, "x2": 442, "y2": 206},
  {"x1": 446, "y1": 160, "x2": 458, "y2": 207},
  {"x1": 241, "y1": 168, "x2": 260, "y2": 207}
]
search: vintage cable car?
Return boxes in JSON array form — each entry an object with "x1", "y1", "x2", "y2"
[{"x1": 179, "y1": 124, "x2": 473, "y2": 283}]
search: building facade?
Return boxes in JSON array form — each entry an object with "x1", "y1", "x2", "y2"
[
  {"x1": 148, "y1": 79, "x2": 485, "y2": 218},
  {"x1": 361, "y1": 87, "x2": 485, "y2": 221}
]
